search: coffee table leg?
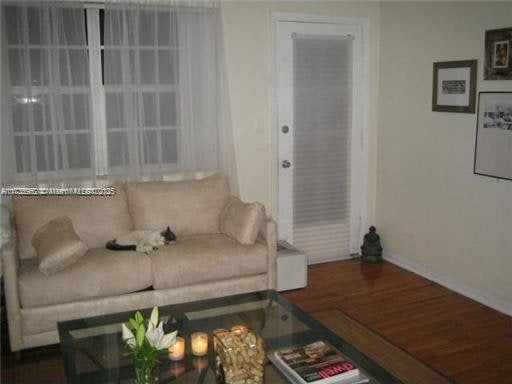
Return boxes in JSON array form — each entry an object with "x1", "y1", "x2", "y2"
[{"x1": 59, "y1": 328, "x2": 79, "y2": 384}]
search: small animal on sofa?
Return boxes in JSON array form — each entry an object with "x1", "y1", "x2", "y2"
[{"x1": 106, "y1": 226, "x2": 176, "y2": 254}]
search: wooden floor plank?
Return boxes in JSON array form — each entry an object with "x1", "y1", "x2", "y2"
[
  {"x1": 314, "y1": 309, "x2": 454, "y2": 384},
  {"x1": 284, "y1": 259, "x2": 512, "y2": 384}
]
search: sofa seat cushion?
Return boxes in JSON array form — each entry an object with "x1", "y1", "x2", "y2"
[
  {"x1": 150, "y1": 234, "x2": 267, "y2": 290},
  {"x1": 125, "y1": 173, "x2": 230, "y2": 236},
  {"x1": 18, "y1": 248, "x2": 152, "y2": 308}
]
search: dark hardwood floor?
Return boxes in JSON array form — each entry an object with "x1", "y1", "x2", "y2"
[
  {"x1": 2, "y1": 259, "x2": 511, "y2": 383},
  {"x1": 284, "y1": 259, "x2": 512, "y2": 384}
]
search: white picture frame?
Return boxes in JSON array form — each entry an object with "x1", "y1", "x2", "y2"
[{"x1": 474, "y1": 92, "x2": 512, "y2": 181}]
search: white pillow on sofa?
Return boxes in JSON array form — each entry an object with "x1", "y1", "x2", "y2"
[
  {"x1": 220, "y1": 196, "x2": 266, "y2": 245},
  {"x1": 31, "y1": 215, "x2": 88, "y2": 276}
]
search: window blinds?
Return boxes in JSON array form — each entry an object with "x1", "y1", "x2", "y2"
[{"x1": 292, "y1": 34, "x2": 353, "y2": 264}]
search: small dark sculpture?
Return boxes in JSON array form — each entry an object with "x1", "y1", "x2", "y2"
[{"x1": 361, "y1": 226, "x2": 383, "y2": 263}]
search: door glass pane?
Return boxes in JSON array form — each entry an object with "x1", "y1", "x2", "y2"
[{"x1": 292, "y1": 35, "x2": 353, "y2": 263}]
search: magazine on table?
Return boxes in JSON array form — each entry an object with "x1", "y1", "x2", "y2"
[{"x1": 269, "y1": 340, "x2": 370, "y2": 384}]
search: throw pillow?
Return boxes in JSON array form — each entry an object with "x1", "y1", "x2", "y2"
[
  {"x1": 31, "y1": 215, "x2": 88, "y2": 276},
  {"x1": 220, "y1": 196, "x2": 266, "y2": 245}
]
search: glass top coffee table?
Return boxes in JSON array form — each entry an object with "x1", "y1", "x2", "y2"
[{"x1": 58, "y1": 290, "x2": 401, "y2": 384}]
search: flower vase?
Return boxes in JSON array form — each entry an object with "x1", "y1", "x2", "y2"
[
  {"x1": 122, "y1": 307, "x2": 177, "y2": 384},
  {"x1": 134, "y1": 356, "x2": 158, "y2": 384}
]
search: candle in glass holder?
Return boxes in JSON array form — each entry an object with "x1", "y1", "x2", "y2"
[
  {"x1": 168, "y1": 336, "x2": 185, "y2": 361},
  {"x1": 191, "y1": 332, "x2": 208, "y2": 356}
]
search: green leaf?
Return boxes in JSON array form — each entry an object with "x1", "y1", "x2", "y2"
[{"x1": 135, "y1": 311, "x2": 144, "y2": 325}]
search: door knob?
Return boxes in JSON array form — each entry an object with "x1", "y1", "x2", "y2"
[{"x1": 282, "y1": 160, "x2": 291, "y2": 168}]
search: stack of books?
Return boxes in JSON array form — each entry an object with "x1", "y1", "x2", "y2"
[{"x1": 269, "y1": 340, "x2": 370, "y2": 384}]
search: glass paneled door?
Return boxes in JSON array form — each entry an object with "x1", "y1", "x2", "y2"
[{"x1": 276, "y1": 16, "x2": 368, "y2": 264}]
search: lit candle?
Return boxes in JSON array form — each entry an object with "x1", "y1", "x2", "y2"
[
  {"x1": 191, "y1": 332, "x2": 208, "y2": 356},
  {"x1": 168, "y1": 336, "x2": 185, "y2": 361}
]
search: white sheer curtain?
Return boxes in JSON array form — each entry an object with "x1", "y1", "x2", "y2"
[
  {"x1": 104, "y1": 1, "x2": 238, "y2": 192},
  {"x1": 0, "y1": 1, "x2": 238, "y2": 192},
  {"x1": 1, "y1": 2, "x2": 95, "y2": 183}
]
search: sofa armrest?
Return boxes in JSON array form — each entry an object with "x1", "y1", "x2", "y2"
[
  {"x1": 258, "y1": 218, "x2": 277, "y2": 290},
  {"x1": 2, "y1": 227, "x2": 23, "y2": 351}
]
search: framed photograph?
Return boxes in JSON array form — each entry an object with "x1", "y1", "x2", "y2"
[
  {"x1": 432, "y1": 60, "x2": 477, "y2": 113},
  {"x1": 484, "y1": 27, "x2": 512, "y2": 80},
  {"x1": 474, "y1": 92, "x2": 512, "y2": 181}
]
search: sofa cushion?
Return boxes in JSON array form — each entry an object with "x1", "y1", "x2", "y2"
[
  {"x1": 13, "y1": 184, "x2": 133, "y2": 260},
  {"x1": 149, "y1": 234, "x2": 267, "y2": 290},
  {"x1": 32, "y1": 216, "x2": 88, "y2": 276},
  {"x1": 18, "y1": 248, "x2": 152, "y2": 308},
  {"x1": 125, "y1": 173, "x2": 230, "y2": 236},
  {"x1": 220, "y1": 196, "x2": 266, "y2": 245}
]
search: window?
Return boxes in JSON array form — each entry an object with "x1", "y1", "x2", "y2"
[
  {"x1": 2, "y1": 3, "x2": 220, "y2": 181},
  {"x1": 103, "y1": 8, "x2": 180, "y2": 172},
  {"x1": 4, "y1": 5, "x2": 94, "y2": 177}
]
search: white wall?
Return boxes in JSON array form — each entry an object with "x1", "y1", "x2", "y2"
[
  {"x1": 221, "y1": 1, "x2": 512, "y2": 314},
  {"x1": 220, "y1": 1, "x2": 381, "y2": 225},
  {"x1": 377, "y1": 2, "x2": 512, "y2": 313}
]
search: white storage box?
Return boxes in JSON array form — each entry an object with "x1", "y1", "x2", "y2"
[{"x1": 277, "y1": 240, "x2": 307, "y2": 291}]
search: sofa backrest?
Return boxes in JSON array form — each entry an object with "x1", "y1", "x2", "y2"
[
  {"x1": 125, "y1": 173, "x2": 230, "y2": 236},
  {"x1": 12, "y1": 184, "x2": 133, "y2": 260}
]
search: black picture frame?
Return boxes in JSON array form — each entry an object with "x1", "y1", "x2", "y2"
[
  {"x1": 473, "y1": 92, "x2": 512, "y2": 181},
  {"x1": 432, "y1": 60, "x2": 477, "y2": 113},
  {"x1": 484, "y1": 27, "x2": 512, "y2": 80}
]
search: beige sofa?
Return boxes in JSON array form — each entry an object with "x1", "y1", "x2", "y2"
[{"x1": 2, "y1": 174, "x2": 277, "y2": 352}]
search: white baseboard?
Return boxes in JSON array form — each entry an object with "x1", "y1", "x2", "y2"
[{"x1": 383, "y1": 252, "x2": 512, "y2": 317}]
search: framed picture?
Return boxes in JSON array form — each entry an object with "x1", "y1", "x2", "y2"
[
  {"x1": 432, "y1": 60, "x2": 477, "y2": 113},
  {"x1": 484, "y1": 27, "x2": 512, "y2": 80},
  {"x1": 474, "y1": 92, "x2": 512, "y2": 181}
]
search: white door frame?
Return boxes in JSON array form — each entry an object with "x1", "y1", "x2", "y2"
[{"x1": 271, "y1": 12, "x2": 370, "y2": 253}]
